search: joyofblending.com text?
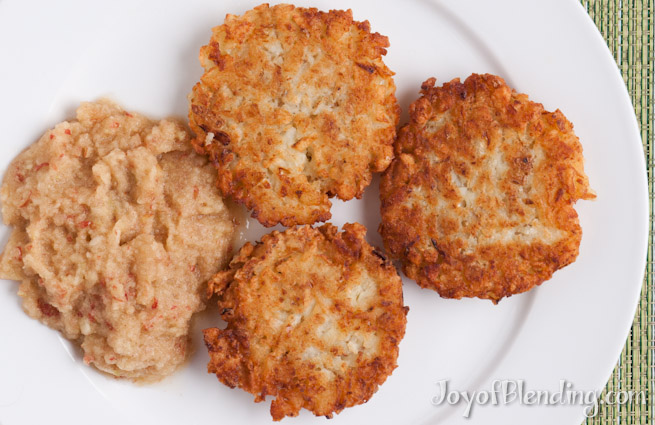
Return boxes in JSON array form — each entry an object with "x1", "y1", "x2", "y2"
[{"x1": 431, "y1": 379, "x2": 646, "y2": 418}]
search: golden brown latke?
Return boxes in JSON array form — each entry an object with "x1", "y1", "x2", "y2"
[
  {"x1": 203, "y1": 223, "x2": 408, "y2": 420},
  {"x1": 189, "y1": 4, "x2": 399, "y2": 227},
  {"x1": 379, "y1": 74, "x2": 595, "y2": 303}
]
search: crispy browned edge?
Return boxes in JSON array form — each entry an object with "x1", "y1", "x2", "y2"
[
  {"x1": 203, "y1": 223, "x2": 408, "y2": 420},
  {"x1": 379, "y1": 73, "x2": 595, "y2": 303}
]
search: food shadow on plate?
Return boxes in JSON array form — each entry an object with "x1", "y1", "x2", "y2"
[
  {"x1": 186, "y1": 298, "x2": 226, "y2": 373},
  {"x1": 416, "y1": 0, "x2": 514, "y2": 88},
  {"x1": 0, "y1": 227, "x2": 23, "y2": 311}
]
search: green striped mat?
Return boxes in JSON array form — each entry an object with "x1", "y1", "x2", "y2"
[{"x1": 580, "y1": 1, "x2": 654, "y2": 424}]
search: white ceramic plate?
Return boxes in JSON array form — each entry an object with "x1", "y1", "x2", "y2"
[{"x1": 0, "y1": 1, "x2": 647, "y2": 424}]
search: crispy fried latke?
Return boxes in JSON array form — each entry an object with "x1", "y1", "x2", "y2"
[
  {"x1": 203, "y1": 223, "x2": 408, "y2": 420},
  {"x1": 189, "y1": 4, "x2": 399, "y2": 227},
  {"x1": 379, "y1": 74, "x2": 595, "y2": 303}
]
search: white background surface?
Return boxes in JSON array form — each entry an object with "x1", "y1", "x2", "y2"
[{"x1": 0, "y1": 1, "x2": 647, "y2": 424}]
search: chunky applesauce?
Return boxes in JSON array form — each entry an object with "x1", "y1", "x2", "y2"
[{"x1": 0, "y1": 100, "x2": 235, "y2": 381}]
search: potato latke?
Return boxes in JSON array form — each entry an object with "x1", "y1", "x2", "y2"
[
  {"x1": 380, "y1": 74, "x2": 595, "y2": 302},
  {"x1": 204, "y1": 223, "x2": 408, "y2": 420},
  {"x1": 189, "y1": 4, "x2": 399, "y2": 227}
]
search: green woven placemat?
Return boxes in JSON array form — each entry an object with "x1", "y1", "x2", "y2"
[{"x1": 580, "y1": 1, "x2": 654, "y2": 424}]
